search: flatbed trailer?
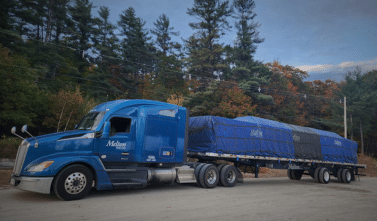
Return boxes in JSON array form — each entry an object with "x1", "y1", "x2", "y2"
[{"x1": 188, "y1": 151, "x2": 366, "y2": 184}]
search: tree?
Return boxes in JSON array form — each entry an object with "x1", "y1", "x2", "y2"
[
  {"x1": 229, "y1": 0, "x2": 264, "y2": 71},
  {"x1": 211, "y1": 85, "x2": 257, "y2": 118},
  {"x1": 0, "y1": 45, "x2": 49, "y2": 136},
  {"x1": 151, "y1": 14, "x2": 180, "y2": 56},
  {"x1": 184, "y1": 81, "x2": 255, "y2": 117},
  {"x1": 43, "y1": 87, "x2": 86, "y2": 132},
  {"x1": 67, "y1": 0, "x2": 93, "y2": 70},
  {"x1": 334, "y1": 69, "x2": 377, "y2": 153},
  {"x1": 118, "y1": 7, "x2": 156, "y2": 97},
  {"x1": 150, "y1": 14, "x2": 185, "y2": 96},
  {"x1": 89, "y1": 6, "x2": 121, "y2": 100},
  {"x1": 185, "y1": 0, "x2": 232, "y2": 87},
  {"x1": 262, "y1": 61, "x2": 311, "y2": 125}
]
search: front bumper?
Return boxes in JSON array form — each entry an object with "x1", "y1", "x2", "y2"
[{"x1": 10, "y1": 175, "x2": 54, "y2": 194}]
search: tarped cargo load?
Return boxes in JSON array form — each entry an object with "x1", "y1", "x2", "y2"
[{"x1": 188, "y1": 116, "x2": 358, "y2": 164}]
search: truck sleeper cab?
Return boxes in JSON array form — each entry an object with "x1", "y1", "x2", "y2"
[{"x1": 10, "y1": 100, "x2": 192, "y2": 200}]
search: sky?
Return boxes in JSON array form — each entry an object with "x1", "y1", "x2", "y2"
[{"x1": 90, "y1": 0, "x2": 377, "y2": 82}]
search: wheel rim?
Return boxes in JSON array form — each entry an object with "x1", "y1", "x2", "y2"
[
  {"x1": 64, "y1": 172, "x2": 87, "y2": 194},
  {"x1": 324, "y1": 171, "x2": 330, "y2": 182},
  {"x1": 206, "y1": 168, "x2": 217, "y2": 185},
  {"x1": 346, "y1": 171, "x2": 351, "y2": 182},
  {"x1": 227, "y1": 170, "x2": 236, "y2": 183}
]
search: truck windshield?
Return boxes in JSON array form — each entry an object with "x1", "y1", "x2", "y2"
[{"x1": 76, "y1": 112, "x2": 105, "y2": 131}]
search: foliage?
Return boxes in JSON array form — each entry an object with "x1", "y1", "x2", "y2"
[
  {"x1": 184, "y1": 81, "x2": 255, "y2": 118},
  {"x1": 262, "y1": 61, "x2": 310, "y2": 125},
  {"x1": 185, "y1": 0, "x2": 232, "y2": 87},
  {"x1": 43, "y1": 87, "x2": 85, "y2": 132},
  {"x1": 0, "y1": 45, "x2": 49, "y2": 136}
]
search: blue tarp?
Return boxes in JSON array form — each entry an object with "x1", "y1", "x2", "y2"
[{"x1": 188, "y1": 115, "x2": 358, "y2": 164}]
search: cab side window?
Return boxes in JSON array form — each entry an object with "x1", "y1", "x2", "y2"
[{"x1": 109, "y1": 117, "x2": 131, "y2": 136}]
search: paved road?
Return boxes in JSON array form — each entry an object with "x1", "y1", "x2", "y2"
[{"x1": 0, "y1": 177, "x2": 376, "y2": 221}]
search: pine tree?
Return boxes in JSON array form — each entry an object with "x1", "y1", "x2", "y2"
[
  {"x1": 90, "y1": 6, "x2": 121, "y2": 100},
  {"x1": 118, "y1": 7, "x2": 156, "y2": 97},
  {"x1": 67, "y1": 0, "x2": 93, "y2": 63},
  {"x1": 151, "y1": 14, "x2": 180, "y2": 56},
  {"x1": 185, "y1": 0, "x2": 232, "y2": 87}
]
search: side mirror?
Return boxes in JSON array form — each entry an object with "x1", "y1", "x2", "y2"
[
  {"x1": 21, "y1": 125, "x2": 27, "y2": 133},
  {"x1": 102, "y1": 121, "x2": 110, "y2": 139},
  {"x1": 74, "y1": 125, "x2": 78, "y2": 130},
  {"x1": 11, "y1": 127, "x2": 16, "y2": 134}
]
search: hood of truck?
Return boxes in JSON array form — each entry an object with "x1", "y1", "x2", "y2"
[{"x1": 19, "y1": 130, "x2": 95, "y2": 176}]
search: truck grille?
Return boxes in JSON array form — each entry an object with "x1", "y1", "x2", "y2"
[{"x1": 13, "y1": 140, "x2": 30, "y2": 176}]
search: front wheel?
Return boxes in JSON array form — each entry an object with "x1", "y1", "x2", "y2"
[{"x1": 53, "y1": 165, "x2": 93, "y2": 201}]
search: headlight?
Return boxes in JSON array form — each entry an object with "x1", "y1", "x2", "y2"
[{"x1": 27, "y1": 161, "x2": 54, "y2": 172}]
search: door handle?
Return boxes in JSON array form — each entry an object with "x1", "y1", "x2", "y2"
[{"x1": 122, "y1": 152, "x2": 129, "y2": 156}]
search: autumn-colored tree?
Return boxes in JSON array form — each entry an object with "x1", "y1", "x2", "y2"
[
  {"x1": 167, "y1": 94, "x2": 185, "y2": 106},
  {"x1": 43, "y1": 87, "x2": 87, "y2": 132},
  {"x1": 211, "y1": 85, "x2": 257, "y2": 118},
  {"x1": 263, "y1": 61, "x2": 310, "y2": 125},
  {"x1": 184, "y1": 81, "x2": 256, "y2": 118},
  {"x1": 306, "y1": 79, "x2": 339, "y2": 120}
]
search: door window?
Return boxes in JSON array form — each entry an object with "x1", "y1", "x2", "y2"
[{"x1": 109, "y1": 117, "x2": 132, "y2": 136}]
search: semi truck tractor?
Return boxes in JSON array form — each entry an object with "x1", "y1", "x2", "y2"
[{"x1": 10, "y1": 99, "x2": 366, "y2": 200}]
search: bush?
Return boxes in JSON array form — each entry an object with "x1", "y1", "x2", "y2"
[{"x1": 0, "y1": 136, "x2": 21, "y2": 159}]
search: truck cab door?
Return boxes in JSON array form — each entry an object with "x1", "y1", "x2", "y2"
[{"x1": 97, "y1": 116, "x2": 136, "y2": 168}]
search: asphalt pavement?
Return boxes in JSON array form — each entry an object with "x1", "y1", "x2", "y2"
[{"x1": 0, "y1": 177, "x2": 376, "y2": 221}]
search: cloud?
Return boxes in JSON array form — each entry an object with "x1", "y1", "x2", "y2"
[
  {"x1": 298, "y1": 58, "x2": 377, "y2": 82},
  {"x1": 298, "y1": 58, "x2": 377, "y2": 74}
]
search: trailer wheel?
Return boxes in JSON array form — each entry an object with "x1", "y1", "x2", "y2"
[
  {"x1": 195, "y1": 163, "x2": 206, "y2": 184},
  {"x1": 341, "y1": 169, "x2": 352, "y2": 184},
  {"x1": 314, "y1": 167, "x2": 321, "y2": 183},
  {"x1": 199, "y1": 164, "x2": 219, "y2": 188},
  {"x1": 337, "y1": 169, "x2": 343, "y2": 183},
  {"x1": 53, "y1": 165, "x2": 93, "y2": 201},
  {"x1": 319, "y1": 168, "x2": 330, "y2": 184},
  {"x1": 217, "y1": 164, "x2": 227, "y2": 186},
  {"x1": 287, "y1": 169, "x2": 294, "y2": 180},
  {"x1": 220, "y1": 165, "x2": 238, "y2": 187},
  {"x1": 291, "y1": 170, "x2": 303, "y2": 180}
]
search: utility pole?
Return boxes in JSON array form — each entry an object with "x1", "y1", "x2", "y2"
[{"x1": 344, "y1": 97, "x2": 347, "y2": 139}]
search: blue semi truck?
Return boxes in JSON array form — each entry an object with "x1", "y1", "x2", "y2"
[{"x1": 10, "y1": 99, "x2": 366, "y2": 200}]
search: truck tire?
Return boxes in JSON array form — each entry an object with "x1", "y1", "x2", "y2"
[
  {"x1": 314, "y1": 167, "x2": 321, "y2": 183},
  {"x1": 291, "y1": 170, "x2": 303, "y2": 180},
  {"x1": 217, "y1": 164, "x2": 227, "y2": 186},
  {"x1": 195, "y1": 163, "x2": 206, "y2": 184},
  {"x1": 341, "y1": 169, "x2": 352, "y2": 184},
  {"x1": 199, "y1": 164, "x2": 219, "y2": 188},
  {"x1": 53, "y1": 165, "x2": 93, "y2": 201},
  {"x1": 287, "y1": 169, "x2": 294, "y2": 180},
  {"x1": 220, "y1": 165, "x2": 238, "y2": 187},
  {"x1": 318, "y1": 168, "x2": 330, "y2": 184},
  {"x1": 337, "y1": 169, "x2": 343, "y2": 183}
]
